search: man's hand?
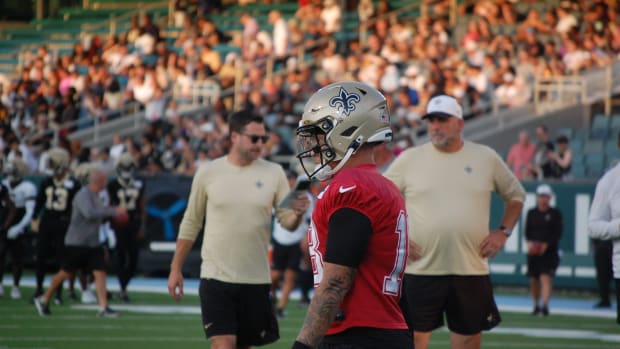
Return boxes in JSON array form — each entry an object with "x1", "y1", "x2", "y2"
[
  {"x1": 168, "y1": 269, "x2": 184, "y2": 302},
  {"x1": 291, "y1": 194, "x2": 310, "y2": 216},
  {"x1": 479, "y1": 230, "x2": 508, "y2": 258},
  {"x1": 7, "y1": 226, "x2": 22, "y2": 240}
]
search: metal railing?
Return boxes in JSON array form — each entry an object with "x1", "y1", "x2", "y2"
[{"x1": 533, "y1": 59, "x2": 620, "y2": 116}]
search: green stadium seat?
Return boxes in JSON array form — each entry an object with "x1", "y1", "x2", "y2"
[{"x1": 583, "y1": 139, "x2": 604, "y2": 154}]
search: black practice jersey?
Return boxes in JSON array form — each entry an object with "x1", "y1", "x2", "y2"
[
  {"x1": 34, "y1": 176, "x2": 81, "y2": 224},
  {"x1": 108, "y1": 178, "x2": 144, "y2": 222}
]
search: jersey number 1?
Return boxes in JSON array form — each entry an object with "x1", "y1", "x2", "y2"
[{"x1": 383, "y1": 210, "x2": 407, "y2": 296}]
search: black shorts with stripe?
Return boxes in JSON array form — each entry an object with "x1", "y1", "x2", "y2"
[
  {"x1": 401, "y1": 274, "x2": 501, "y2": 335},
  {"x1": 199, "y1": 278, "x2": 279, "y2": 346},
  {"x1": 62, "y1": 246, "x2": 106, "y2": 273}
]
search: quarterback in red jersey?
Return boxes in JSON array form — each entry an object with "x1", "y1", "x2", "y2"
[{"x1": 292, "y1": 81, "x2": 411, "y2": 349}]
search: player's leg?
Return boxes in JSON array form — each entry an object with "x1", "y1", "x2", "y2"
[
  {"x1": 445, "y1": 276, "x2": 501, "y2": 349},
  {"x1": 9, "y1": 236, "x2": 25, "y2": 298},
  {"x1": 527, "y1": 256, "x2": 541, "y2": 315},
  {"x1": 450, "y1": 332, "x2": 481, "y2": 349},
  {"x1": 42, "y1": 269, "x2": 71, "y2": 303},
  {"x1": 115, "y1": 227, "x2": 129, "y2": 297},
  {"x1": 298, "y1": 238, "x2": 313, "y2": 306},
  {"x1": 404, "y1": 275, "x2": 449, "y2": 349},
  {"x1": 594, "y1": 240, "x2": 613, "y2": 307},
  {"x1": 34, "y1": 229, "x2": 53, "y2": 297},
  {"x1": 615, "y1": 278, "x2": 620, "y2": 325},
  {"x1": 270, "y1": 241, "x2": 287, "y2": 310},
  {"x1": 199, "y1": 279, "x2": 241, "y2": 349},
  {"x1": 120, "y1": 230, "x2": 139, "y2": 301},
  {"x1": 238, "y1": 283, "x2": 279, "y2": 348},
  {"x1": 539, "y1": 273, "x2": 553, "y2": 315},
  {"x1": 0, "y1": 233, "x2": 8, "y2": 294},
  {"x1": 277, "y1": 244, "x2": 302, "y2": 315}
]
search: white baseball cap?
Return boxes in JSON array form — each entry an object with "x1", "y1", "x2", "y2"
[
  {"x1": 536, "y1": 184, "x2": 554, "y2": 196},
  {"x1": 422, "y1": 95, "x2": 463, "y2": 119}
]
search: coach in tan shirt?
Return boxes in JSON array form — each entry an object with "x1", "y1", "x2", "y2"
[
  {"x1": 168, "y1": 110, "x2": 309, "y2": 349},
  {"x1": 385, "y1": 95, "x2": 525, "y2": 349}
]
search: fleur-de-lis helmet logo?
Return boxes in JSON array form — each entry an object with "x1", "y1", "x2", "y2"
[{"x1": 329, "y1": 87, "x2": 361, "y2": 117}]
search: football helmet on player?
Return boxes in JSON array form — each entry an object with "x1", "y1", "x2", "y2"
[
  {"x1": 116, "y1": 153, "x2": 137, "y2": 183},
  {"x1": 73, "y1": 162, "x2": 97, "y2": 185},
  {"x1": 4, "y1": 157, "x2": 29, "y2": 183},
  {"x1": 46, "y1": 147, "x2": 70, "y2": 177},
  {"x1": 296, "y1": 81, "x2": 392, "y2": 181}
]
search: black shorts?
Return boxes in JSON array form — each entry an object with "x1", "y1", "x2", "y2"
[
  {"x1": 527, "y1": 252, "x2": 560, "y2": 277},
  {"x1": 319, "y1": 327, "x2": 411, "y2": 349},
  {"x1": 402, "y1": 274, "x2": 501, "y2": 335},
  {"x1": 62, "y1": 246, "x2": 106, "y2": 273},
  {"x1": 271, "y1": 241, "x2": 302, "y2": 271},
  {"x1": 199, "y1": 278, "x2": 279, "y2": 346}
]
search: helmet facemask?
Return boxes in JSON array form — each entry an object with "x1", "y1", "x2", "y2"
[{"x1": 296, "y1": 118, "x2": 338, "y2": 181}]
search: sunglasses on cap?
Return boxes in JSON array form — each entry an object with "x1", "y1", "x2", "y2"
[{"x1": 242, "y1": 133, "x2": 269, "y2": 144}]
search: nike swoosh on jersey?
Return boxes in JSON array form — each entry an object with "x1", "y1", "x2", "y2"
[{"x1": 338, "y1": 185, "x2": 357, "y2": 193}]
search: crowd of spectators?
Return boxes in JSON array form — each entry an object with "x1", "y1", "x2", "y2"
[{"x1": 0, "y1": 0, "x2": 618, "y2": 178}]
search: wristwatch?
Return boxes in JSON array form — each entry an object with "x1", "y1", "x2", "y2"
[{"x1": 498, "y1": 225, "x2": 512, "y2": 237}]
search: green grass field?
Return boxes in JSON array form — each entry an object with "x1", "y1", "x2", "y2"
[{"x1": 0, "y1": 286, "x2": 618, "y2": 349}]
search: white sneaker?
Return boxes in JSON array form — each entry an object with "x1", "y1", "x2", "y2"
[
  {"x1": 11, "y1": 286, "x2": 21, "y2": 299},
  {"x1": 81, "y1": 289, "x2": 97, "y2": 304}
]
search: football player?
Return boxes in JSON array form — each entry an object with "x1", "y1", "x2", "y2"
[
  {"x1": 0, "y1": 155, "x2": 15, "y2": 298},
  {"x1": 291, "y1": 81, "x2": 410, "y2": 348},
  {"x1": 32, "y1": 147, "x2": 81, "y2": 304},
  {"x1": 108, "y1": 153, "x2": 145, "y2": 302},
  {"x1": 0, "y1": 157, "x2": 37, "y2": 299}
]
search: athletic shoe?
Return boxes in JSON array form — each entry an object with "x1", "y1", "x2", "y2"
[
  {"x1": 531, "y1": 306, "x2": 541, "y2": 316},
  {"x1": 97, "y1": 307, "x2": 120, "y2": 318},
  {"x1": 34, "y1": 297, "x2": 51, "y2": 316},
  {"x1": 11, "y1": 286, "x2": 21, "y2": 299},
  {"x1": 541, "y1": 305, "x2": 549, "y2": 317},
  {"x1": 81, "y1": 289, "x2": 97, "y2": 304},
  {"x1": 119, "y1": 290, "x2": 130, "y2": 303},
  {"x1": 276, "y1": 308, "x2": 287, "y2": 319},
  {"x1": 593, "y1": 301, "x2": 611, "y2": 308},
  {"x1": 68, "y1": 290, "x2": 78, "y2": 301}
]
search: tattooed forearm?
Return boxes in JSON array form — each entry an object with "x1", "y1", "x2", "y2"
[{"x1": 296, "y1": 263, "x2": 356, "y2": 348}]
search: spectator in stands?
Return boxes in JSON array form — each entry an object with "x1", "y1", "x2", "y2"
[
  {"x1": 269, "y1": 10, "x2": 289, "y2": 62},
  {"x1": 533, "y1": 125, "x2": 555, "y2": 180},
  {"x1": 548, "y1": 135, "x2": 572, "y2": 180},
  {"x1": 140, "y1": 14, "x2": 160, "y2": 43},
  {"x1": 555, "y1": 5, "x2": 578, "y2": 34},
  {"x1": 525, "y1": 184, "x2": 563, "y2": 317},
  {"x1": 321, "y1": 0, "x2": 342, "y2": 35},
  {"x1": 494, "y1": 70, "x2": 531, "y2": 109},
  {"x1": 507, "y1": 131, "x2": 536, "y2": 180}
]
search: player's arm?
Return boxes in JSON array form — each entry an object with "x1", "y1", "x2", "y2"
[
  {"x1": 169, "y1": 167, "x2": 207, "y2": 301},
  {"x1": 1, "y1": 187, "x2": 15, "y2": 231},
  {"x1": 294, "y1": 208, "x2": 372, "y2": 349},
  {"x1": 168, "y1": 238, "x2": 194, "y2": 301},
  {"x1": 588, "y1": 176, "x2": 620, "y2": 240},
  {"x1": 33, "y1": 180, "x2": 46, "y2": 219}
]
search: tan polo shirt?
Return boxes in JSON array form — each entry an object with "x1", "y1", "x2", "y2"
[
  {"x1": 178, "y1": 156, "x2": 293, "y2": 284},
  {"x1": 385, "y1": 141, "x2": 525, "y2": 275}
]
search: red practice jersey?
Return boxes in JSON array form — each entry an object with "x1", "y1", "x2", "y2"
[{"x1": 308, "y1": 164, "x2": 409, "y2": 335}]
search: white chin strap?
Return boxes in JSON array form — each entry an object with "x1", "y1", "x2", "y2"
[{"x1": 314, "y1": 147, "x2": 355, "y2": 182}]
